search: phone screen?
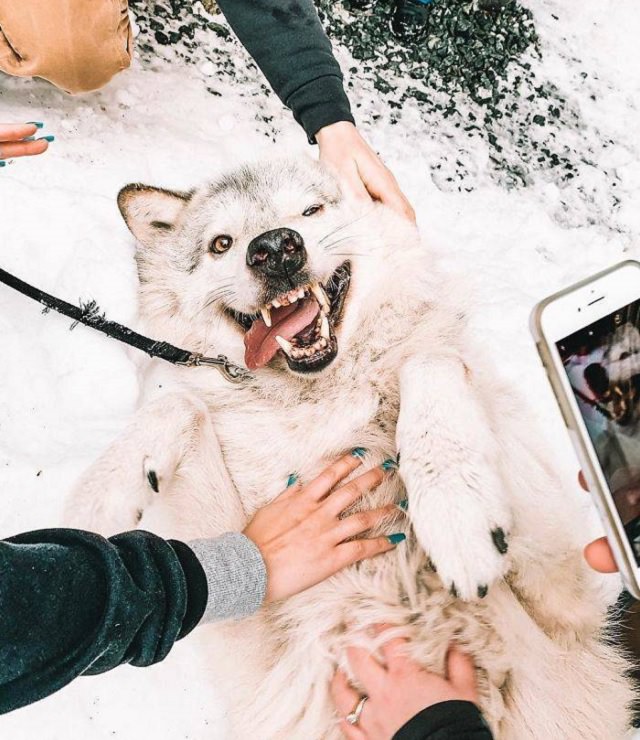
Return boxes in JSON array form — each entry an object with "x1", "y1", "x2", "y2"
[{"x1": 557, "y1": 299, "x2": 640, "y2": 564}]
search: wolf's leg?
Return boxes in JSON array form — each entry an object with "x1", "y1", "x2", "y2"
[
  {"x1": 396, "y1": 355, "x2": 513, "y2": 600},
  {"x1": 64, "y1": 392, "x2": 244, "y2": 538}
]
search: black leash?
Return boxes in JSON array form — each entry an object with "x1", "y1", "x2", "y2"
[{"x1": 0, "y1": 267, "x2": 252, "y2": 384}]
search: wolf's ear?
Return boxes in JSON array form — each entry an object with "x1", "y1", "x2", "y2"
[{"x1": 117, "y1": 184, "x2": 193, "y2": 246}]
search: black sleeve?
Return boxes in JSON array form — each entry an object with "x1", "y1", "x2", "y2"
[
  {"x1": 216, "y1": 0, "x2": 354, "y2": 141},
  {"x1": 393, "y1": 701, "x2": 494, "y2": 740},
  {"x1": 0, "y1": 528, "x2": 207, "y2": 715}
]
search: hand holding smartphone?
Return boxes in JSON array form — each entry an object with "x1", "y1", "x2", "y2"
[{"x1": 532, "y1": 261, "x2": 640, "y2": 597}]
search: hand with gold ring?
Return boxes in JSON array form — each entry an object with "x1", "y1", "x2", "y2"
[{"x1": 331, "y1": 625, "x2": 480, "y2": 739}]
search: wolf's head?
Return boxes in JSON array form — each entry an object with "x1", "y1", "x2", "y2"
[{"x1": 118, "y1": 156, "x2": 418, "y2": 378}]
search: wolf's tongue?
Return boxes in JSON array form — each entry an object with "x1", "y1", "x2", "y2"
[{"x1": 244, "y1": 298, "x2": 320, "y2": 370}]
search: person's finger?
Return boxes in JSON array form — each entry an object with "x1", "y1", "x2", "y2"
[
  {"x1": 370, "y1": 624, "x2": 409, "y2": 667},
  {"x1": 446, "y1": 646, "x2": 477, "y2": 698},
  {"x1": 304, "y1": 452, "x2": 366, "y2": 502},
  {"x1": 584, "y1": 537, "x2": 618, "y2": 573},
  {"x1": 0, "y1": 138, "x2": 49, "y2": 160},
  {"x1": 0, "y1": 123, "x2": 39, "y2": 142},
  {"x1": 578, "y1": 471, "x2": 588, "y2": 491},
  {"x1": 335, "y1": 535, "x2": 397, "y2": 568},
  {"x1": 366, "y1": 172, "x2": 415, "y2": 222},
  {"x1": 332, "y1": 504, "x2": 400, "y2": 543},
  {"x1": 346, "y1": 645, "x2": 386, "y2": 695},
  {"x1": 323, "y1": 465, "x2": 386, "y2": 518},
  {"x1": 338, "y1": 720, "x2": 367, "y2": 740},
  {"x1": 356, "y1": 158, "x2": 416, "y2": 223},
  {"x1": 337, "y1": 161, "x2": 372, "y2": 205},
  {"x1": 273, "y1": 473, "x2": 304, "y2": 501},
  {"x1": 331, "y1": 669, "x2": 362, "y2": 717}
]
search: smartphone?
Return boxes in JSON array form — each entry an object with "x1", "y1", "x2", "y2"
[{"x1": 531, "y1": 260, "x2": 640, "y2": 598}]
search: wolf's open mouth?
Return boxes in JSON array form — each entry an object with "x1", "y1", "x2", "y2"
[{"x1": 228, "y1": 261, "x2": 351, "y2": 373}]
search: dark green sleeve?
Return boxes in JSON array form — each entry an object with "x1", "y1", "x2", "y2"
[
  {"x1": 216, "y1": 0, "x2": 354, "y2": 141},
  {"x1": 393, "y1": 701, "x2": 494, "y2": 740},
  {"x1": 0, "y1": 529, "x2": 206, "y2": 715}
]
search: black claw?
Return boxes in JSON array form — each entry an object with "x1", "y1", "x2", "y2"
[
  {"x1": 491, "y1": 527, "x2": 509, "y2": 555},
  {"x1": 478, "y1": 584, "x2": 489, "y2": 599},
  {"x1": 396, "y1": 451, "x2": 401, "y2": 465},
  {"x1": 147, "y1": 470, "x2": 159, "y2": 493},
  {"x1": 450, "y1": 583, "x2": 458, "y2": 598},
  {"x1": 426, "y1": 557, "x2": 437, "y2": 573}
]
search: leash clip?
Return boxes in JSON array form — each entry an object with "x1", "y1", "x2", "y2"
[{"x1": 183, "y1": 353, "x2": 253, "y2": 384}]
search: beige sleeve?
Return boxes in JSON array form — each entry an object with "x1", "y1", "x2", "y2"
[{"x1": 0, "y1": 0, "x2": 132, "y2": 94}]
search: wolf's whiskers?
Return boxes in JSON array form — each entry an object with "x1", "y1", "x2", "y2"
[{"x1": 318, "y1": 208, "x2": 375, "y2": 247}]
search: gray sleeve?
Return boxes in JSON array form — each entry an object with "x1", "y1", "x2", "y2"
[{"x1": 187, "y1": 533, "x2": 267, "y2": 622}]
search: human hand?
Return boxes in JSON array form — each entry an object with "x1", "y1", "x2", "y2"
[
  {"x1": 0, "y1": 123, "x2": 53, "y2": 166},
  {"x1": 243, "y1": 452, "x2": 404, "y2": 603},
  {"x1": 316, "y1": 121, "x2": 415, "y2": 223},
  {"x1": 579, "y1": 471, "x2": 618, "y2": 573},
  {"x1": 331, "y1": 625, "x2": 479, "y2": 739}
]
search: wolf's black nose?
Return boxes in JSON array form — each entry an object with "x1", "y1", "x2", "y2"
[{"x1": 246, "y1": 228, "x2": 307, "y2": 277}]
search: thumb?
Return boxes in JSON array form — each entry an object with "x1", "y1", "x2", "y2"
[{"x1": 446, "y1": 646, "x2": 478, "y2": 699}]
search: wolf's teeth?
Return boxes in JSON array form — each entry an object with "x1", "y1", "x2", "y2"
[
  {"x1": 289, "y1": 292, "x2": 299, "y2": 304},
  {"x1": 318, "y1": 337, "x2": 327, "y2": 349},
  {"x1": 311, "y1": 283, "x2": 330, "y2": 313},
  {"x1": 320, "y1": 313, "x2": 331, "y2": 340},
  {"x1": 260, "y1": 307, "x2": 272, "y2": 328},
  {"x1": 298, "y1": 288, "x2": 306, "y2": 299},
  {"x1": 272, "y1": 299, "x2": 281, "y2": 308},
  {"x1": 275, "y1": 335, "x2": 294, "y2": 355}
]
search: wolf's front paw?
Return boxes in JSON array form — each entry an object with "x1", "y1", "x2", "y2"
[
  {"x1": 409, "y1": 473, "x2": 512, "y2": 600},
  {"x1": 64, "y1": 394, "x2": 204, "y2": 536}
]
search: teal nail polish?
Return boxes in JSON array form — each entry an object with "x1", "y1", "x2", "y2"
[
  {"x1": 398, "y1": 499, "x2": 408, "y2": 511},
  {"x1": 26, "y1": 121, "x2": 44, "y2": 128},
  {"x1": 37, "y1": 135, "x2": 55, "y2": 142},
  {"x1": 351, "y1": 447, "x2": 367, "y2": 459},
  {"x1": 286, "y1": 473, "x2": 298, "y2": 487},
  {"x1": 381, "y1": 458, "x2": 398, "y2": 471},
  {"x1": 0, "y1": 161, "x2": 6, "y2": 168},
  {"x1": 387, "y1": 532, "x2": 406, "y2": 545}
]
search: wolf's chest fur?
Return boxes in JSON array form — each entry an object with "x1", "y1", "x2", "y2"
[{"x1": 204, "y1": 358, "x2": 404, "y2": 516}]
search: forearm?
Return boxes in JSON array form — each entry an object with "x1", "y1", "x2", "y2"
[
  {"x1": 0, "y1": 528, "x2": 266, "y2": 714},
  {"x1": 393, "y1": 701, "x2": 494, "y2": 740},
  {"x1": 216, "y1": 0, "x2": 354, "y2": 140}
]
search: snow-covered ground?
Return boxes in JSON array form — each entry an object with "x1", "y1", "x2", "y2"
[{"x1": 1, "y1": 0, "x2": 639, "y2": 737}]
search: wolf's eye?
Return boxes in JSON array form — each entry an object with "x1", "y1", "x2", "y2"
[
  {"x1": 210, "y1": 235, "x2": 233, "y2": 254},
  {"x1": 302, "y1": 204, "x2": 323, "y2": 217}
]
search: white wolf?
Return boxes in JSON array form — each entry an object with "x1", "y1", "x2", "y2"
[{"x1": 65, "y1": 157, "x2": 632, "y2": 739}]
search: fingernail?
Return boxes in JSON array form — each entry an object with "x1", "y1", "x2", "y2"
[
  {"x1": 351, "y1": 447, "x2": 367, "y2": 459},
  {"x1": 387, "y1": 532, "x2": 406, "y2": 545},
  {"x1": 23, "y1": 136, "x2": 36, "y2": 141},
  {"x1": 37, "y1": 135, "x2": 55, "y2": 142},
  {"x1": 0, "y1": 161, "x2": 6, "y2": 168},
  {"x1": 397, "y1": 499, "x2": 408, "y2": 511},
  {"x1": 381, "y1": 458, "x2": 398, "y2": 471},
  {"x1": 26, "y1": 121, "x2": 44, "y2": 128},
  {"x1": 286, "y1": 473, "x2": 298, "y2": 487}
]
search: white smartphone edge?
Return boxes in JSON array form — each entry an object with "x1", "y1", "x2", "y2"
[{"x1": 530, "y1": 259, "x2": 640, "y2": 600}]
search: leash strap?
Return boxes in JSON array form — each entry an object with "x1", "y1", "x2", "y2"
[{"x1": 0, "y1": 267, "x2": 252, "y2": 384}]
